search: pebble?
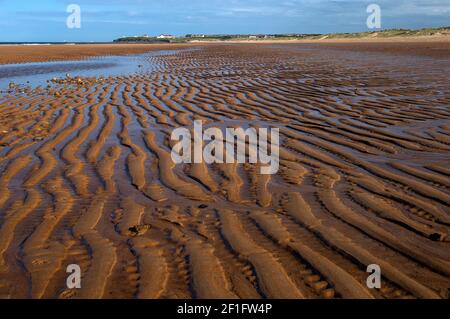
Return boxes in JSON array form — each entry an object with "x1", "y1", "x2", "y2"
[
  {"x1": 312, "y1": 281, "x2": 329, "y2": 292},
  {"x1": 321, "y1": 288, "x2": 335, "y2": 299},
  {"x1": 305, "y1": 274, "x2": 321, "y2": 283},
  {"x1": 128, "y1": 224, "x2": 151, "y2": 237}
]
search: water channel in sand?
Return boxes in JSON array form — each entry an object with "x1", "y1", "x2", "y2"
[{"x1": 0, "y1": 49, "x2": 190, "y2": 90}]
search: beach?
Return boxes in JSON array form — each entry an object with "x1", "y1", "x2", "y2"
[{"x1": 0, "y1": 40, "x2": 449, "y2": 299}]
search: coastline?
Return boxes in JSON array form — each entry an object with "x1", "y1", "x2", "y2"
[
  {"x1": 1, "y1": 36, "x2": 449, "y2": 65},
  {"x1": 217, "y1": 34, "x2": 450, "y2": 43}
]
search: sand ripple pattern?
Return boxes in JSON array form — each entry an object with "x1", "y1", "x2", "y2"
[{"x1": 0, "y1": 44, "x2": 449, "y2": 299}]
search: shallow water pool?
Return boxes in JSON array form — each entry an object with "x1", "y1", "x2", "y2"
[{"x1": 0, "y1": 49, "x2": 182, "y2": 90}]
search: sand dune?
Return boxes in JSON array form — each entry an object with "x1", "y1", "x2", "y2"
[{"x1": 0, "y1": 43, "x2": 449, "y2": 299}]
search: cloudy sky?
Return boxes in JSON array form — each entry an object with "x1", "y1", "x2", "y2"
[{"x1": 0, "y1": 0, "x2": 449, "y2": 42}]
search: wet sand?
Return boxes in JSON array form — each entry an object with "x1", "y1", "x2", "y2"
[
  {"x1": 293, "y1": 40, "x2": 450, "y2": 59},
  {"x1": 0, "y1": 42, "x2": 449, "y2": 299},
  {"x1": 0, "y1": 43, "x2": 196, "y2": 65}
]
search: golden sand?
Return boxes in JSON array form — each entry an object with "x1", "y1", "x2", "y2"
[{"x1": 0, "y1": 42, "x2": 449, "y2": 299}]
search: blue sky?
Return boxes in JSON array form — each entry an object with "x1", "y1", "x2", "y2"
[{"x1": 0, "y1": 0, "x2": 449, "y2": 42}]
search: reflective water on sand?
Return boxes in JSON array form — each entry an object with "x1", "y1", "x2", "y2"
[{"x1": 0, "y1": 49, "x2": 180, "y2": 89}]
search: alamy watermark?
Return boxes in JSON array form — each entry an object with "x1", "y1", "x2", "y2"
[
  {"x1": 66, "y1": 4, "x2": 81, "y2": 29},
  {"x1": 171, "y1": 121, "x2": 280, "y2": 175},
  {"x1": 367, "y1": 4, "x2": 381, "y2": 29},
  {"x1": 366, "y1": 264, "x2": 381, "y2": 289},
  {"x1": 66, "y1": 264, "x2": 81, "y2": 289}
]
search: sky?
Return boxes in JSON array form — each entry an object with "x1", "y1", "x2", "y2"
[{"x1": 0, "y1": 0, "x2": 449, "y2": 42}]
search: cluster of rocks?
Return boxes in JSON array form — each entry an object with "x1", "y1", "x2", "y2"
[
  {"x1": 5, "y1": 82, "x2": 32, "y2": 94},
  {"x1": 49, "y1": 74, "x2": 107, "y2": 86},
  {"x1": 43, "y1": 74, "x2": 109, "y2": 97},
  {"x1": 4, "y1": 74, "x2": 108, "y2": 97}
]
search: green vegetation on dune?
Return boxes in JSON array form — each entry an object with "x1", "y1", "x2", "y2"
[
  {"x1": 113, "y1": 37, "x2": 173, "y2": 43},
  {"x1": 309, "y1": 27, "x2": 450, "y2": 39}
]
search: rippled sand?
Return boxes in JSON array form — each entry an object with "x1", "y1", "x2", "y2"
[
  {"x1": 0, "y1": 42, "x2": 449, "y2": 299},
  {"x1": 0, "y1": 43, "x2": 196, "y2": 65}
]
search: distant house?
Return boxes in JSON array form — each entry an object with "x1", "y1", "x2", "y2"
[
  {"x1": 157, "y1": 34, "x2": 176, "y2": 39},
  {"x1": 248, "y1": 35, "x2": 257, "y2": 39}
]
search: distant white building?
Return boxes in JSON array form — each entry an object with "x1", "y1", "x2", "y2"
[{"x1": 157, "y1": 34, "x2": 176, "y2": 39}]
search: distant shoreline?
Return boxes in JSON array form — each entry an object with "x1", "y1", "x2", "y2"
[
  {"x1": 113, "y1": 27, "x2": 450, "y2": 44},
  {"x1": 0, "y1": 42, "x2": 114, "y2": 46},
  {"x1": 1, "y1": 33, "x2": 449, "y2": 65},
  {"x1": 216, "y1": 34, "x2": 450, "y2": 44},
  {"x1": 3, "y1": 33, "x2": 449, "y2": 47},
  {"x1": 3, "y1": 27, "x2": 449, "y2": 47}
]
